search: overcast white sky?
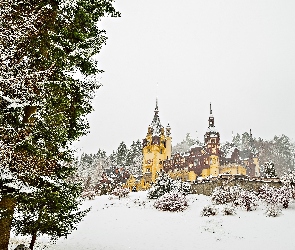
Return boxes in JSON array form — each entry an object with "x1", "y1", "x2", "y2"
[{"x1": 73, "y1": 0, "x2": 295, "y2": 155}]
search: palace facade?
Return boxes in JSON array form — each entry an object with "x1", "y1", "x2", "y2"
[{"x1": 125, "y1": 101, "x2": 260, "y2": 191}]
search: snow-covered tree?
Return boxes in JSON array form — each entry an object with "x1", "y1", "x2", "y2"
[
  {"x1": 13, "y1": 173, "x2": 89, "y2": 249},
  {"x1": 0, "y1": 0, "x2": 119, "y2": 249},
  {"x1": 116, "y1": 142, "x2": 128, "y2": 167},
  {"x1": 263, "y1": 162, "x2": 277, "y2": 178},
  {"x1": 147, "y1": 173, "x2": 191, "y2": 199},
  {"x1": 172, "y1": 133, "x2": 202, "y2": 154},
  {"x1": 148, "y1": 173, "x2": 175, "y2": 199}
]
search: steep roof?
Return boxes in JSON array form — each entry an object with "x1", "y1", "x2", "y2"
[{"x1": 150, "y1": 99, "x2": 163, "y2": 136}]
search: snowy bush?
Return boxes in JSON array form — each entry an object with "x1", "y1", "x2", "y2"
[
  {"x1": 258, "y1": 184, "x2": 292, "y2": 209},
  {"x1": 280, "y1": 171, "x2": 295, "y2": 187},
  {"x1": 281, "y1": 171, "x2": 295, "y2": 199},
  {"x1": 111, "y1": 187, "x2": 130, "y2": 199},
  {"x1": 258, "y1": 184, "x2": 279, "y2": 206},
  {"x1": 265, "y1": 205, "x2": 282, "y2": 217},
  {"x1": 211, "y1": 185, "x2": 243, "y2": 205},
  {"x1": 200, "y1": 205, "x2": 218, "y2": 217},
  {"x1": 222, "y1": 205, "x2": 236, "y2": 216},
  {"x1": 236, "y1": 190, "x2": 258, "y2": 211},
  {"x1": 278, "y1": 185, "x2": 292, "y2": 209},
  {"x1": 153, "y1": 192, "x2": 188, "y2": 212},
  {"x1": 211, "y1": 186, "x2": 231, "y2": 205}
]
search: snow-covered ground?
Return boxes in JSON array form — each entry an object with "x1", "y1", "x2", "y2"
[{"x1": 9, "y1": 191, "x2": 295, "y2": 250}]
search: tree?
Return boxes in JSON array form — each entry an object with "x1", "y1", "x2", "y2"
[
  {"x1": 172, "y1": 133, "x2": 201, "y2": 154},
  {"x1": 0, "y1": 0, "x2": 119, "y2": 249},
  {"x1": 13, "y1": 170, "x2": 89, "y2": 250},
  {"x1": 116, "y1": 141, "x2": 128, "y2": 167},
  {"x1": 263, "y1": 162, "x2": 277, "y2": 178}
]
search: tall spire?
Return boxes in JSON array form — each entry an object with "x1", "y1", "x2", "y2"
[
  {"x1": 208, "y1": 103, "x2": 215, "y2": 128},
  {"x1": 150, "y1": 98, "x2": 162, "y2": 136},
  {"x1": 210, "y1": 102, "x2": 212, "y2": 115},
  {"x1": 155, "y1": 98, "x2": 159, "y2": 115}
]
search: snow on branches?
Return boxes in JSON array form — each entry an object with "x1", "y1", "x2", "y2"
[
  {"x1": 111, "y1": 186, "x2": 130, "y2": 199},
  {"x1": 200, "y1": 205, "x2": 218, "y2": 217},
  {"x1": 147, "y1": 172, "x2": 191, "y2": 199},
  {"x1": 258, "y1": 184, "x2": 292, "y2": 209},
  {"x1": 211, "y1": 185, "x2": 243, "y2": 205},
  {"x1": 154, "y1": 192, "x2": 188, "y2": 212}
]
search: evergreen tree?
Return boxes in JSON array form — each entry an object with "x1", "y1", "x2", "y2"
[
  {"x1": 13, "y1": 168, "x2": 89, "y2": 250},
  {"x1": 0, "y1": 0, "x2": 119, "y2": 249},
  {"x1": 116, "y1": 141, "x2": 128, "y2": 167},
  {"x1": 263, "y1": 162, "x2": 277, "y2": 178},
  {"x1": 172, "y1": 133, "x2": 201, "y2": 154}
]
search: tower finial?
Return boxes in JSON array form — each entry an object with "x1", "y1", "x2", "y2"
[
  {"x1": 210, "y1": 102, "x2": 212, "y2": 115},
  {"x1": 154, "y1": 98, "x2": 159, "y2": 115}
]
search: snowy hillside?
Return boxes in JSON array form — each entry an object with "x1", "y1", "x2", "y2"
[{"x1": 10, "y1": 191, "x2": 295, "y2": 250}]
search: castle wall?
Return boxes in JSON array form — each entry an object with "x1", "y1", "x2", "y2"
[{"x1": 191, "y1": 176, "x2": 282, "y2": 196}]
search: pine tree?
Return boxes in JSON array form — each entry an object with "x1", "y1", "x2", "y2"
[
  {"x1": 263, "y1": 162, "x2": 277, "y2": 178},
  {"x1": 13, "y1": 167, "x2": 89, "y2": 250},
  {"x1": 0, "y1": 1, "x2": 119, "y2": 249},
  {"x1": 116, "y1": 142, "x2": 128, "y2": 167}
]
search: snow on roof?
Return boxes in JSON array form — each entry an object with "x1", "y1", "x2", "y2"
[{"x1": 149, "y1": 101, "x2": 163, "y2": 136}]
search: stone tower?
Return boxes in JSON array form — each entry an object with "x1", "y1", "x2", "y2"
[{"x1": 142, "y1": 100, "x2": 172, "y2": 183}]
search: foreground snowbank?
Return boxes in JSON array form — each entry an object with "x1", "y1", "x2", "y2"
[{"x1": 10, "y1": 191, "x2": 295, "y2": 250}]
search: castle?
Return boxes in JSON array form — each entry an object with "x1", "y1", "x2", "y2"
[{"x1": 125, "y1": 101, "x2": 260, "y2": 191}]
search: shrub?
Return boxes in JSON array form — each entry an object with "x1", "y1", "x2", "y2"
[
  {"x1": 236, "y1": 190, "x2": 258, "y2": 211},
  {"x1": 111, "y1": 187, "x2": 130, "y2": 199},
  {"x1": 211, "y1": 186, "x2": 231, "y2": 205},
  {"x1": 278, "y1": 185, "x2": 292, "y2": 209},
  {"x1": 222, "y1": 205, "x2": 236, "y2": 216},
  {"x1": 265, "y1": 205, "x2": 282, "y2": 217},
  {"x1": 200, "y1": 205, "x2": 218, "y2": 217},
  {"x1": 153, "y1": 192, "x2": 188, "y2": 212},
  {"x1": 258, "y1": 184, "x2": 279, "y2": 206},
  {"x1": 211, "y1": 185, "x2": 243, "y2": 205},
  {"x1": 258, "y1": 184, "x2": 292, "y2": 209},
  {"x1": 280, "y1": 171, "x2": 295, "y2": 188}
]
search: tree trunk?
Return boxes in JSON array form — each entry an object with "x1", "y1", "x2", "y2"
[
  {"x1": 29, "y1": 231, "x2": 37, "y2": 250},
  {"x1": 0, "y1": 195, "x2": 16, "y2": 250}
]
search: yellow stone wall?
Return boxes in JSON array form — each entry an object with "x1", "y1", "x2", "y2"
[
  {"x1": 142, "y1": 133, "x2": 171, "y2": 182},
  {"x1": 253, "y1": 157, "x2": 260, "y2": 177},
  {"x1": 219, "y1": 164, "x2": 247, "y2": 175},
  {"x1": 209, "y1": 155, "x2": 220, "y2": 177}
]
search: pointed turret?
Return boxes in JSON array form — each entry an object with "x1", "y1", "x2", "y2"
[{"x1": 150, "y1": 98, "x2": 163, "y2": 136}]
